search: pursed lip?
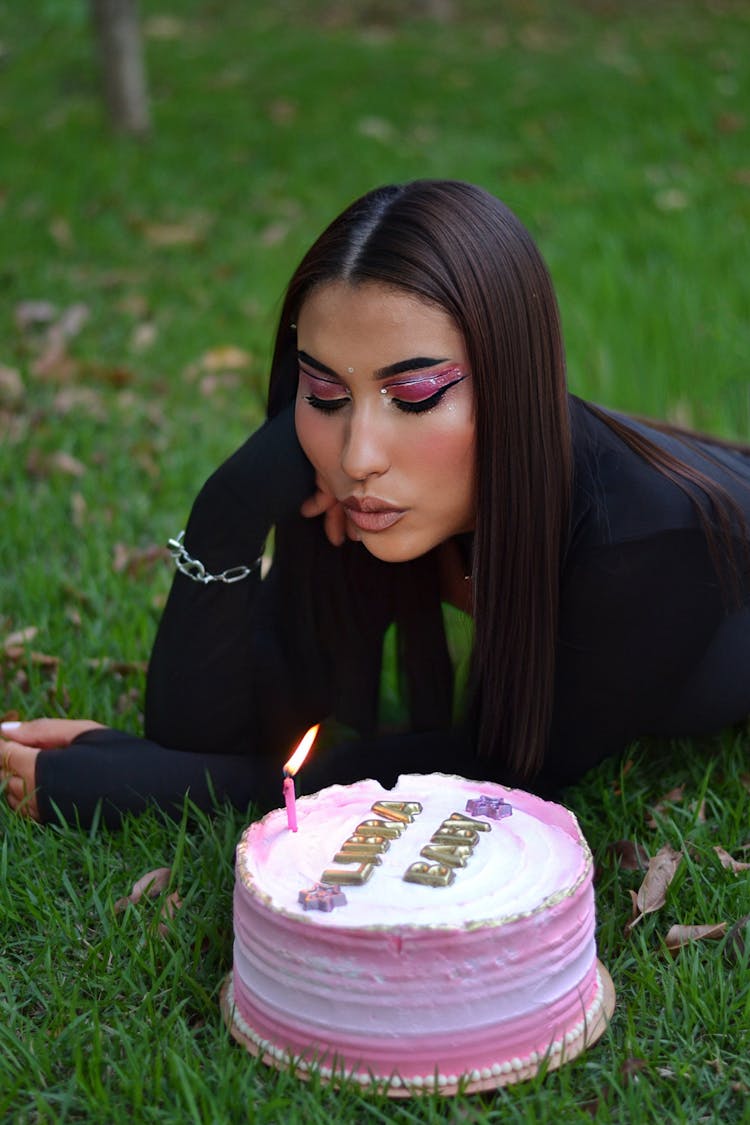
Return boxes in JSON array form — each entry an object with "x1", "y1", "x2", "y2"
[{"x1": 342, "y1": 495, "x2": 406, "y2": 532}]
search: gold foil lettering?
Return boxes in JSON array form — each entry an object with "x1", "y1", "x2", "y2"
[
  {"x1": 356, "y1": 819, "x2": 404, "y2": 839},
  {"x1": 370, "y1": 800, "x2": 423, "y2": 823},
  {"x1": 419, "y1": 843, "x2": 474, "y2": 868},
  {"x1": 446, "y1": 812, "x2": 491, "y2": 832},
  {"x1": 321, "y1": 862, "x2": 376, "y2": 886},
  {"x1": 349, "y1": 833, "x2": 390, "y2": 851},
  {"x1": 431, "y1": 823, "x2": 479, "y2": 846},
  {"x1": 334, "y1": 844, "x2": 383, "y2": 863},
  {"x1": 403, "y1": 861, "x2": 455, "y2": 887}
]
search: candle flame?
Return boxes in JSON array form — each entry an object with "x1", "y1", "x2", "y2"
[{"x1": 283, "y1": 724, "x2": 320, "y2": 777}]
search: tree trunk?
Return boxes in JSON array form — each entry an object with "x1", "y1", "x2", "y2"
[{"x1": 90, "y1": 0, "x2": 150, "y2": 135}]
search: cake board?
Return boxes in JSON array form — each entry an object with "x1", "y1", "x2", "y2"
[{"x1": 220, "y1": 960, "x2": 615, "y2": 1098}]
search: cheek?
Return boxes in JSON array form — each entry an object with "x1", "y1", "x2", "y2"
[
  {"x1": 409, "y1": 416, "x2": 475, "y2": 480},
  {"x1": 294, "y1": 400, "x2": 338, "y2": 473}
]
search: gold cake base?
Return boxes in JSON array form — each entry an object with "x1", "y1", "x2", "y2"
[{"x1": 220, "y1": 960, "x2": 615, "y2": 1098}]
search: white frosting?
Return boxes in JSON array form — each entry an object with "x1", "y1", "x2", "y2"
[{"x1": 238, "y1": 773, "x2": 588, "y2": 928}]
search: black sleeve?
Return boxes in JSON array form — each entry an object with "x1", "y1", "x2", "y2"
[
  {"x1": 145, "y1": 405, "x2": 314, "y2": 754},
  {"x1": 35, "y1": 408, "x2": 316, "y2": 827},
  {"x1": 544, "y1": 527, "x2": 750, "y2": 789},
  {"x1": 35, "y1": 729, "x2": 280, "y2": 828}
]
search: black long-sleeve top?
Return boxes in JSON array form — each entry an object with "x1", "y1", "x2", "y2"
[{"x1": 36, "y1": 398, "x2": 750, "y2": 826}]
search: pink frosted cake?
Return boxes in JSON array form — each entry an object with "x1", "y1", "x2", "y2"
[{"x1": 225, "y1": 773, "x2": 609, "y2": 1093}]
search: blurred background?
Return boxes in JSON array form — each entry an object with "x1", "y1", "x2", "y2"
[{"x1": 1, "y1": 0, "x2": 749, "y2": 725}]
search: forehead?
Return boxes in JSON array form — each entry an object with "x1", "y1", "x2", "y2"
[{"x1": 297, "y1": 281, "x2": 466, "y2": 363}]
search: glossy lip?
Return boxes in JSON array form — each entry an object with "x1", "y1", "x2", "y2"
[{"x1": 342, "y1": 495, "x2": 407, "y2": 533}]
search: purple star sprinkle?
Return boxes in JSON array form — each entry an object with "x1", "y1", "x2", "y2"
[
  {"x1": 298, "y1": 882, "x2": 348, "y2": 912},
  {"x1": 465, "y1": 794, "x2": 513, "y2": 820}
]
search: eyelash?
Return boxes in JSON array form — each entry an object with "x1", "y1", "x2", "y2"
[{"x1": 303, "y1": 381, "x2": 461, "y2": 416}]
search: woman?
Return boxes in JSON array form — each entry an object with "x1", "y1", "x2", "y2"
[{"x1": 3, "y1": 180, "x2": 750, "y2": 826}]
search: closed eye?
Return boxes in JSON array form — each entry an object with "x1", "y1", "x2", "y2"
[
  {"x1": 391, "y1": 383, "x2": 456, "y2": 414},
  {"x1": 304, "y1": 393, "x2": 348, "y2": 413},
  {"x1": 299, "y1": 367, "x2": 350, "y2": 412}
]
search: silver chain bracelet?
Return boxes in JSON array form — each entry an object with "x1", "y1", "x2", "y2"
[{"x1": 167, "y1": 531, "x2": 261, "y2": 585}]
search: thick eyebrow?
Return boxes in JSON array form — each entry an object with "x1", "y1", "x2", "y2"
[{"x1": 297, "y1": 350, "x2": 448, "y2": 380}]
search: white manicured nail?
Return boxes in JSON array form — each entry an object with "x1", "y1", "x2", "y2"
[{"x1": 1, "y1": 721, "x2": 21, "y2": 732}]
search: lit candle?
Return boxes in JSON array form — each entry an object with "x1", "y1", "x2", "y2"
[{"x1": 282, "y1": 724, "x2": 319, "y2": 832}]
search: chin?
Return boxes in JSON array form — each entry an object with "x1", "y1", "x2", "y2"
[{"x1": 357, "y1": 532, "x2": 434, "y2": 565}]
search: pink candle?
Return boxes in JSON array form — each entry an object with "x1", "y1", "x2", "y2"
[
  {"x1": 281, "y1": 724, "x2": 320, "y2": 833},
  {"x1": 283, "y1": 774, "x2": 298, "y2": 832}
]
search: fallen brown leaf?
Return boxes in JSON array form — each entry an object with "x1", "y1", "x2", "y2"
[
  {"x1": 626, "y1": 843, "x2": 683, "y2": 932},
  {"x1": 140, "y1": 213, "x2": 212, "y2": 248},
  {"x1": 200, "y1": 345, "x2": 252, "y2": 372},
  {"x1": 4, "y1": 626, "x2": 39, "y2": 649},
  {"x1": 621, "y1": 1057, "x2": 648, "y2": 1082},
  {"x1": 664, "y1": 922, "x2": 727, "y2": 955},
  {"x1": 714, "y1": 846, "x2": 750, "y2": 873},
  {"x1": 26, "y1": 450, "x2": 86, "y2": 479},
  {"x1": 114, "y1": 866, "x2": 172, "y2": 913},
  {"x1": 87, "y1": 658, "x2": 148, "y2": 676},
  {"x1": 14, "y1": 301, "x2": 57, "y2": 331},
  {"x1": 0, "y1": 365, "x2": 24, "y2": 409},
  {"x1": 49, "y1": 216, "x2": 73, "y2": 249},
  {"x1": 3, "y1": 647, "x2": 60, "y2": 669},
  {"x1": 158, "y1": 890, "x2": 184, "y2": 937},
  {"x1": 610, "y1": 839, "x2": 650, "y2": 871},
  {"x1": 646, "y1": 784, "x2": 686, "y2": 828},
  {"x1": 112, "y1": 542, "x2": 169, "y2": 577}
]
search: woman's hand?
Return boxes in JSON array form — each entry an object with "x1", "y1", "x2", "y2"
[
  {"x1": 300, "y1": 475, "x2": 356, "y2": 546},
  {"x1": 1, "y1": 718, "x2": 104, "y2": 821}
]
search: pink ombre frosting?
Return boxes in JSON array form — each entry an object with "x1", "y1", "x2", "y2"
[{"x1": 231, "y1": 773, "x2": 602, "y2": 1089}]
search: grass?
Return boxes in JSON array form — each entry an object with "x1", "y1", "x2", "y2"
[{"x1": 1, "y1": 0, "x2": 749, "y2": 1120}]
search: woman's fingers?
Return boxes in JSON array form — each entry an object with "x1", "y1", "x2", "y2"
[
  {"x1": 1, "y1": 741, "x2": 40, "y2": 820},
  {"x1": 323, "y1": 503, "x2": 350, "y2": 546},
  {"x1": 301, "y1": 485, "x2": 349, "y2": 546},
  {"x1": 299, "y1": 490, "x2": 333, "y2": 518},
  {"x1": 0, "y1": 718, "x2": 104, "y2": 750}
]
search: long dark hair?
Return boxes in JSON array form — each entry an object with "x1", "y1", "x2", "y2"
[
  {"x1": 267, "y1": 180, "x2": 570, "y2": 776},
  {"x1": 265, "y1": 180, "x2": 747, "y2": 779}
]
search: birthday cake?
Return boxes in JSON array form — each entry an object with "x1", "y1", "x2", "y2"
[{"x1": 225, "y1": 773, "x2": 609, "y2": 1093}]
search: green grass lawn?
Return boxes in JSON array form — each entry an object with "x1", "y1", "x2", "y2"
[{"x1": 1, "y1": 1, "x2": 749, "y2": 1120}]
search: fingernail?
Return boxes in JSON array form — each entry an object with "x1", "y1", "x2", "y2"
[{"x1": 1, "y1": 721, "x2": 21, "y2": 732}]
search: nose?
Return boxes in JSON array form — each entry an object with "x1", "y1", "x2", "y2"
[{"x1": 340, "y1": 403, "x2": 390, "y2": 482}]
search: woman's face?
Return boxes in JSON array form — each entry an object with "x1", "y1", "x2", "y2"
[{"x1": 294, "y1": 281, "x2": 476, "y2": 564}]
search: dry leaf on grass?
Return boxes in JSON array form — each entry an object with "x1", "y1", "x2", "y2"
[
  {"x1": 158, "y1": 891, "x2": 184, "y2": 937},
  {"x1": 3, "y1": 647, "x2": 60, "y2": 669},
  {"x1": 645, "y1": 785, "x2": 685, "y2": 828},
  {"x1": 4, "y1": 627, "x2": 39, "y2": 649},
  {"x1": 87, "y1": 658, "x2": 148, "y2": 676},
  {"x1": 139, "y1": 213, "x2": 213, "y2": 248},
  {"x1": 114, "y1": 867, "x2": 184, "y2": 938},
  {"x1": 112, "y1": 542, "x2": 169, "y2": 576},
  {"x1": 626, "y1": 843, "x2": 683, "y2": 932},
  {"x1": 664, "y1": 922, "x2": 727, "y2": 955},
  {"x1": 714, "y1": 846, "x2": 750, "y2": 873},
  {"x1": 26, "y1": 450, "x2": 86, "y2": 479},
  {"x1": 201, "y1": 345, "x2": 252, "y2": 371},
  {"x1": 610, "y1": 839, "x2": 650, "y2": 871},
  {"x1": 114, "y1": 866, "x2": 172, "y2": 913},
  {"x1": 0, "y1": 365, "x2": 24, "y2": 408}
]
